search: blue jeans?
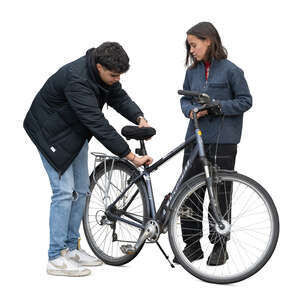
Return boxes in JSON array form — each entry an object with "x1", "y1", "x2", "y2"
[{"x1": 39, "y1": 140, "x2": 90, "y2": 260}]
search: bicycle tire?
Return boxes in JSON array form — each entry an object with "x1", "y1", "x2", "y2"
[
  {"x1": 83, "y1": 159, "x2": 150, "y2": 266},
  {"x1": 168, "y1": 172, "x2": 279, "y2": 284}
]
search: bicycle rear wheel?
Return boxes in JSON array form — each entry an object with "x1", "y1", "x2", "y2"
[
  {"x1": 168, "y1": 172, "x2": 279, "y2": 284},
  {"x1": 83, "y1": 159, "x2": 149, "y2": 266}
]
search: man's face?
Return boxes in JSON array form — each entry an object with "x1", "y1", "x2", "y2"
[{"x1": 96, "y1": 64, "x2": 121, "y2": 85}]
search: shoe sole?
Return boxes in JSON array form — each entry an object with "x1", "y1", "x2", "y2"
[
  {"x1": 207, "y1": 255, "x2": 229, "y2": 266},
  {"x1": 47, "y1": 269, "x2": 91, "y2": 277},
  {"x1": 80, "y1": 261, "x2": 104, "y2": 267},
  {"x1": 173, "y1": 253, "x2": 204, "y2": 264},
  {"x1": 68, "y1": 257, "x2": 104, "y2": 267}
]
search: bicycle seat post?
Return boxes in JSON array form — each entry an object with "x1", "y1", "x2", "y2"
[
  {"x1": 140, "y1": 140, "x2": 147, "y2": 155},
  {"x1": 135, "y1": 140, "x2": 147, "y2": 156}
]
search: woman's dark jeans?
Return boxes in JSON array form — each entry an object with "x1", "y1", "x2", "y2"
[{"x1": 180, "y1": 143, "x2": 237, "y2": 245}]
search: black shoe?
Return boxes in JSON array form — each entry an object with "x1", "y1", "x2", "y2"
[
  {"x1": 173, "y1": 242, "x2": 204, "y2": 264},
  {"x1": 207, "y1": 243, "x2": 229, "y2": 266}
]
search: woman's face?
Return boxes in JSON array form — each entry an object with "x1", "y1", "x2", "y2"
[{"x1": 187, "y1": 34, "x2": 211, "y2": 61}]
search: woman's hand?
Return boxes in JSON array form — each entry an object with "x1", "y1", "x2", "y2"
[{"x1": 189, "y1": 110, "x2": 208, "y2": 119}]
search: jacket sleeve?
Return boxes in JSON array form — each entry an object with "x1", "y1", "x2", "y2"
[
  {"x1": 219, "y1": 67, "x2": 252, "y2": 116},
  {"x1": 64, "y1": 80, "x2": 131, "y2": 157},
  {"x1": 106, "y1": 83, "x2": 144, "y2": 124},
  {"x1": 180, "y1": 70, "x2": 194, "y2": 118}
]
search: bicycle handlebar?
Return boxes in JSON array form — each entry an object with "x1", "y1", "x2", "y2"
[
  {"x1": 178, "y1": 90, "x2": 210, "y2": 104},
  {"x1": 178, "y1": 89, "x2": 223, "y2": 117},
  {"x1": 178, "y1": 90, "x2": 202, "y2": 97}
]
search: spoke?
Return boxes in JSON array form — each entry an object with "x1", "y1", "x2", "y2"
[
  {"x1": 128, "y1": 203, "x2": 143, "y2": 212},
  {"x1": 232, "y1": 226, "x2": 270, "y2": 244},
  {"x1": 119, "y1": 222, "x2": 137, "y2": 242},
  {"x1": 231, "y1": 190, "x2": 257, "y2": 227},
  {"x1": 185, "y1": 184, "x2": 217, "y2": 223},
  {"x1": 89, "y1": 200, "x2": 104, "y2": 207},
  {"x1": 89, "y1": 221, "x2": 100, "y2": 231},
  {"x1": 231, "y1": 234, "x2": 248, "y2": 271},
  {"x1": 94, "y1": 225, "x2": 108, "y2": 243},
  {"x1": 231, "y1": 237, "x2": 265, "y2": 254},
  {"x1": 98, "y1": 226, "x2": 110, "y2": 249},
  {"x1": 233, "y1": 218, "x2": 271, "y2": 228},
  {"x1": 231, "y1": 234, "x2": 254, "y2": 267},
  {"x1": 231, "y1": 210, "x2": 269, "y2": 220},
  {"x1": 232, "y1": 226, "x2": 271, "y2": 237},
  {"x1": 223, "y1": 183, "x2": 249, "y2": 220}
]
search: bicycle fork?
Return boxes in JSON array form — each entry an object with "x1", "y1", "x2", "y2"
[{"x1": 194, "y1": 127, "x2": 226, "y2": 231}]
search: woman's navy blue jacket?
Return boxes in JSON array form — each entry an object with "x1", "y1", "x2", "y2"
[
  {"x1": 180, "y1": 59, "x2": 252, "y2": 144},
  {"x1": 23, "y1": 48, "x2": 143, "y2": 175}
]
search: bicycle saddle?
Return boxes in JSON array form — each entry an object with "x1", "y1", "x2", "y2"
[{"x1": 121, "y1": 126, "x2": 156, "y2": 140}]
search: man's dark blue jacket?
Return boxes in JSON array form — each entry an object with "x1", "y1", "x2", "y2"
[
  {"x1": 180, "y1": 59, "x2": 252, "y2": 144},
  {"x1": 23, "y1": 48, "x2": 143, "y2": 175}
]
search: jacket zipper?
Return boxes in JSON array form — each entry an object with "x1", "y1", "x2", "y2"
[
  {"x1": 203, "y1": 59, "x2": 213, "y2": 89},
  {"x1": 204, "y1": 71, "x2": 209, "y2": 89}
]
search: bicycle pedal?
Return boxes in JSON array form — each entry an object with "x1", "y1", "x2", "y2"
[{"x1": 120, "y1": 244, "x2": 136, "y2": 255}]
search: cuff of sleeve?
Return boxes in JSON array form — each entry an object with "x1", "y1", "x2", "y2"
[
  {"x1": 134, "y1": 113, "x2": 144, "y2": 125},
  {"x1": 218, "y1": 101, "x2": 227, "y2": 115},
  {"x1": 119, "y1": 147, "x2": 131, "y2": 158},
  {"x1": 184, "y1": 105, "x2": 194, "y2": 118}
]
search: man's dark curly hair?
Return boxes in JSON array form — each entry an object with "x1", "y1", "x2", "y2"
[{"x1": 95, "y1": 42, "x2": 130, "y2": 73}]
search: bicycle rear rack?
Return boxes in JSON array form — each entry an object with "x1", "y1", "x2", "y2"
[{"x1": 91, "y1": 152, "x2": 120, "y2": 209}]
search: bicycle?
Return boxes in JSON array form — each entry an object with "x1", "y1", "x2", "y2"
[{"x1": 83, "y1": 90, "x2": 279, "y2": 284}]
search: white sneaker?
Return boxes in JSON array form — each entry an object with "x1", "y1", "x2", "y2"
[
  {"x1": 47, "y1": 249, "x2": 91, "y2": 277},
  {"x1": 67, "y1": 248, "x2": 103, "y2": 267}
]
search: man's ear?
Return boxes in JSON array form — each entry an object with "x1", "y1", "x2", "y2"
[{"x1": 96, "y1": 63, "x2": 103, "y2": 72}]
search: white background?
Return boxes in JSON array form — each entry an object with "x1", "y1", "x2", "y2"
[{"x1": 1, "y1": 0, "x2": 299, "y2": 298}]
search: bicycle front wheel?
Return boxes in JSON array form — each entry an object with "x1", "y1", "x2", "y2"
[
  {"x1": 168, "y1": 172, "x2": 279, "y2": 284},
  {"x1": 83, "y1": 159, "x2": 149, "y2": 266}
]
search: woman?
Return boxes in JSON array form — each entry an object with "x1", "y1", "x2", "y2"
[{"x1": 175, "y1": 22, "x2": 252, "y2": 266}]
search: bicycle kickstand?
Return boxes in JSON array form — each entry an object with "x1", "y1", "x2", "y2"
[{"x1": 155, "y1": 241, "x2": 175, "y2": 268}]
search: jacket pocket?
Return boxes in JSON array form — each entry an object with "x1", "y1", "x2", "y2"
[
  {"x1": 209, "y1": 82, "x2": 229, "y2": 88},
  {"x1": 49, "y1": 127, "x2": 72, "y2": 144},
  {"x1": 41, "y1": 111, "x2": 70, "y2": 141}
]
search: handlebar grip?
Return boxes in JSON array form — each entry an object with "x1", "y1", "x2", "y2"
[
  {"x1": 178, "y1": 90, "x2": 202, "y2": 97},
  {"x1": 178, "y1": 90, "x2": 211, "y2": 105}
]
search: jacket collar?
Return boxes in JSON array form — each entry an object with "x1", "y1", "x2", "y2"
[{"x1": 199, "y1": 57, "x2": 216, "y2": 68}]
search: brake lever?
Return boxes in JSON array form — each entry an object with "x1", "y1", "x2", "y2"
[{"x1": 206, "y1": 100, "x2": 223, "y2": 116}]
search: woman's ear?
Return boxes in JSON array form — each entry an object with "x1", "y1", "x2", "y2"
[{"x1": 205, "y1": 39, "x2": 212, "y2": 47}]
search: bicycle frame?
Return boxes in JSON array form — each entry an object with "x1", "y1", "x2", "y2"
[{"x1": 103, "y1": 127, "x2": 225, "y2": 233}]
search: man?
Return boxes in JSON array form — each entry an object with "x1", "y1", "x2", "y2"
[{"x1": 23, "y1": 42, "x2": 153, "y2": 277}]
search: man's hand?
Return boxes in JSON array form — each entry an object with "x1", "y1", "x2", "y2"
[
  {"x1": 133, "y1": 155, "x2": 153, "y2": 167},
  {"x1": 189, "y1": 110, "x2": 208, "y2": 119},
  {"x1": 137, "y1": 116, "x2": 152, "y2": 140},
  {"x1": 137, "y1": 116, "x2": 150, "y2": 128},
  {"x1": 126, "y1": 152, "x2": 153, "y2": 167}
]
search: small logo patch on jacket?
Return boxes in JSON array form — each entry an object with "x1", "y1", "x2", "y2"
[{"x1": 50, "y1": 146, "x2": 56, "y2": 152}]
